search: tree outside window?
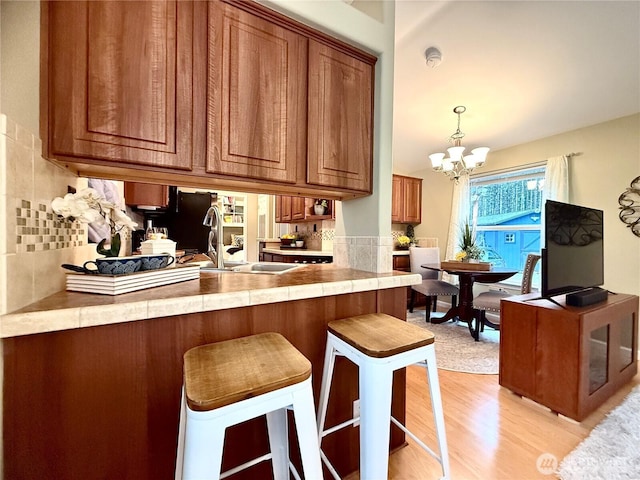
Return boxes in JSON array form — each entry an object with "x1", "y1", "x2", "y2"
[{"x1": 470, "y1": 166, "x2": 544, "y2": 287}]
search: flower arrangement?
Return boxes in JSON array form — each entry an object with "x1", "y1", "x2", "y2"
[
  {"x1": 51, "y1": 188, "x2": 137, "y2": 257},
  {"x1": 457, "y1": 221, "x2": 483, "y2": 261},
  {"x1": 314, "y1": 199, "x2": 328, "y2": 208},
  {"x1": 397, "y1": 235, "x2": 411, "y2": 249}
]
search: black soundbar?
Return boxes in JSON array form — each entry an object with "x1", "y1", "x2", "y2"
[{"x1": 566, "y1": 287, "x2": 608, "y2": 307}]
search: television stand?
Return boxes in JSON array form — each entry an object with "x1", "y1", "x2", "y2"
[{"x1": 500, "y1": 293, "x2": 638, "y2": 421}]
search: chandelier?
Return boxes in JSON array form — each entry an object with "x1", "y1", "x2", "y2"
[{"x1": 429, "y1": 106, "x2": 489, "y2": 182}]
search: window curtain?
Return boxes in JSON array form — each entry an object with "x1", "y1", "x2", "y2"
[
  {"x1": 443, "y1": 175, "x2": 470, "y2": 282},
  {"x1": 542, "y1": 155, "x2": 569, "y2": 247}
]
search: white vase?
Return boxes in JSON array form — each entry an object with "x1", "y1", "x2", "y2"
[{"x1": 314, "y1": 204, "x2": 325, "y2": 215}]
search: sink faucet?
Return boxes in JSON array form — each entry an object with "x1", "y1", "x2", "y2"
[{"x1": 203, "y1": 205, "x2": 225, "y2": 269}]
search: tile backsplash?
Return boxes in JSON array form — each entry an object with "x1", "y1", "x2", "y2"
[{"x1": 0, "y1": 113, "x2": 95, "y2": 314}]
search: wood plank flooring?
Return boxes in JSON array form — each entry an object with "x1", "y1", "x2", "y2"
[{"x1": 347, "y1": 365, "x2": 640, "y2": 479}]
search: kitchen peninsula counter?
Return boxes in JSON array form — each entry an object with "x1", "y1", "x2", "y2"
[
  {"x1": 0, "y1": 265, "x2": 419, "y2": 338},
  {"x1": 3, "y1": 265, "x2": 420, "y2": 479}
]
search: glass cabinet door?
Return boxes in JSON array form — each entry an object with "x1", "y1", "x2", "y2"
[
  {"x1": 618, "y1": 313, "x2": 635, "y2": 372},
  {"x1": 588, "y1": 325, "x2": 609, "y2": 394}
]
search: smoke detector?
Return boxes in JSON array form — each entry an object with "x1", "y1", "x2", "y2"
[{"x1": 424, "y1": 47, "x2": 442, "y2": 68}]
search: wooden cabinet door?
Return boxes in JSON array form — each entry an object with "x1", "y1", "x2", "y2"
[
  {"x1": 307, "y1": 40, "x2": 373, "y2": 193},
  {"x1": 391, "y1": 175, "x2": 403, "y2": 223},
  {"x1": 206, "y1": 3, "x2": 307, "y2": 183},
  {"x1": 275, "y1": 196, "x2": 283, "y2": 223},
  {"x1": 124, "y1": 183, "x2": 169, "y2": 207},
  {"x1": 403, "y1": 176, "x2": 422, "y2": 224},
  {"x1": 44, "y1": 1, "x2": 193, "y2": 170},
  {"x1": 392, "y1": 255, "x2": 410, "y2": 271},
  {"x1": 391, "y1": 175, "x2": 422, "y2": 224},
  {"x1": 291, "y1": 196, "x2": 306, "y2": 220},
  {"x1": 281, "y1": 196, "x2": 292, "y2": 222}
]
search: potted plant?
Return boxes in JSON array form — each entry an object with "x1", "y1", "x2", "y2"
[
  {"x1": 456, "y1": 221, "x2": 483, "y2": 262},
  {"x1": 51, "y1": 188, "x2": 137, "y2": 257},
  {"x1": 314, "y1": 199, "x2": 328, "y2": 215}
]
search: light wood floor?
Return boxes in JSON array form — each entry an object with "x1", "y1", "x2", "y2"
[{"x1": 346, "y1": 365, "x2": 640, "y2": 480}]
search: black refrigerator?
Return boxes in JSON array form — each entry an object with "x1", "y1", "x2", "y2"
[{"x1": 163, "y1": 188, "x2": 214, "y2": 254}]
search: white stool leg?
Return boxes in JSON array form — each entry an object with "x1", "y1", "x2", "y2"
[
  {"x1": 359, "y1": 362, "x2": 393, "y2": 480},
  {"x1": 266, "y1": 408, "x2": 289, "y2": 480},
  {"x1": 292, "y1": 380, "x2": 324, "y2": 479},
  {"x1": 182, "y1": 410, "x2": 226, "y2": 480},
  {"x1": 175, "y1": 387, "x2": 187, "y2": 480},
  {"x1": 424, "y1": 348, "x2": 450, "y2": 480},
  {"x1": 317, "y1": 337, "x2": 337, "y2": 439}
]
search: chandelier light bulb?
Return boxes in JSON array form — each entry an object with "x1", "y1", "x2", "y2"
[
  {"x1": 447, "y1": 146, "x2": 465, "y2": 163},
  {"x1": 471, "y1": 147, "x2": 490, "y2": 166},
  {"x1": 429, "y1": 152, "x2": 445, "y2": 169},
  {"x1": 463, "y1": 155, "x2": 477, "y2": 169}
]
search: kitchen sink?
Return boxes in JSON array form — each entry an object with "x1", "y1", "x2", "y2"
[
  {"x1": 231, "y1": 262, "x2": 307, "y2": 274},
  {"x1": 199, "y1": 262, "x2": 307, "y2": 275}
]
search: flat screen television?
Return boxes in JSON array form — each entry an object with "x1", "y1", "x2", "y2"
[{"x1": 542, "y1": 200, "x2": 604, "y2": 297}]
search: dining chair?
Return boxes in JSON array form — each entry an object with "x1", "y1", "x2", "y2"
[
  {"x1": 474, "y1": 253, "x2": 541, "y2": 329},
  {"x1": 408, "y1": 247, "x2": 459, "y2": 321}
]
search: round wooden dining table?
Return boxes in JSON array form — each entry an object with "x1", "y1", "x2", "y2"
[{"x1": 422, "y1": 263, "x2": 517, "y2": 341}]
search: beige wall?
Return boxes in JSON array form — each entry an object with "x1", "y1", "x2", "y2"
[{"x1": 412, "y1": 113, "x2": 640, "y2": 296}]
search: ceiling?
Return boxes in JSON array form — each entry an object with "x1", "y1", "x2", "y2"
[{"x1": 392, "y1": 0, "x2": 640, "y2": 175}]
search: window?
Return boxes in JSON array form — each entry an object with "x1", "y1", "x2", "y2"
[{"x1": 469, "y1": 166, "x2": 544, "y2": 288}]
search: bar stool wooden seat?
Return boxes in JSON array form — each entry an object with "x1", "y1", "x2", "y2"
[
  {"x1": 175, "y1": 332, "x2": 323, "y2": 480},
  {"x1": 317, "y1": 313, "x2": 450, "y2": 479}
]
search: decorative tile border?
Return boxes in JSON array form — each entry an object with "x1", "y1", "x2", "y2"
[{"x1": 15, "y1": 199, "x2": 85, "y2": 253}]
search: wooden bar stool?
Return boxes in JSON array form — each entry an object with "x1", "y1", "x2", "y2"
[
  {"x1": 317, "y1": 313, "x2": 450, "y2": 479},
  {"x1": 175, "y1": 332, "x2": 323, "y2": 480}
]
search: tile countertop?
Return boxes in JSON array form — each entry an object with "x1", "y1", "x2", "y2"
[
  {"x1": 262, "y1": 247, "x2": 333, "y2": 257},
  {"x1": 0, "y1": 265, "x2": 421, "y2": 338}
]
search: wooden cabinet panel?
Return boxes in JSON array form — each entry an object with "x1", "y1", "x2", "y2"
[
  {"x1": 391, "y1": 175, "x2": 422, "y2": 224},
  {"x1": 391, "y1": 175, "x2": 404, "y2": 223},
  {"x1": 43, "y1": 1, "x2": 193, "y2": 170},
  {"x1": 124, "y1": 182, "x2": 169, "y2": 207},
  {"x1": 291, "y1": 196, "x2": 306, "y2": 220},
  {"x1": 281, "y1": 195, "x2": 292, "y2": 222},
  {"x1": 307, "y1": 40, "x2": 373, "y2": 193},
  {"x1": 392, "y1": 255, "x2": 410, "y2": 272},
  {"x1": 275, "y1": 195, "x2": 283, "y2": 223},
  {"x1": 403, "y1": 176, "x2": 422, "y2": 223},
  {"x1": 206, "y1": 2, "x2": 307, "y2": 183}
]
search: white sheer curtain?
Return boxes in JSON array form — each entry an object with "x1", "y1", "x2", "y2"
[
  {"x1": 444, "y1": 176, "x2": 470, "y2": 282},
  {"x1": 542, "y1": 155, "x2": 569, "y2": 247}
]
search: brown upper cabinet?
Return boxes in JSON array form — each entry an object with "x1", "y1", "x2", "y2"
[
  {"x1": 275, "y1": 196, "x2": 334, "y2": 223},
  {"x1": 42, "y1": 1, "x2": 194, "y2": 171},
  {"x1": 124, "y1": 182, "x2": 169, "y2": 208},
  {"x1": 41, "y1": 0, "x2": 377, "y2": 201},
  {"x1": 392, "y1": 174, "x2": 422, "y2": 224},
  {"x1": 306, "y1": 40, "x2": 373, "y2": 193},
  {"x1": 206, "y1": 2, "x2": 306, "y2": 184}
]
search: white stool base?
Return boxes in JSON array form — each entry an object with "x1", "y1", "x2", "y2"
[
  {"x1": 317, "y1": 333, "x2": 450, "y2": 480},
  {"x1": 175, "y1": 376, "x2": 322, "y2": 480}
]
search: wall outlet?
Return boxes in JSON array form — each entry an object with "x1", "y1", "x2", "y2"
[{"x1": 353, "y1": 399, "x2": 360, "y2": 427}]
